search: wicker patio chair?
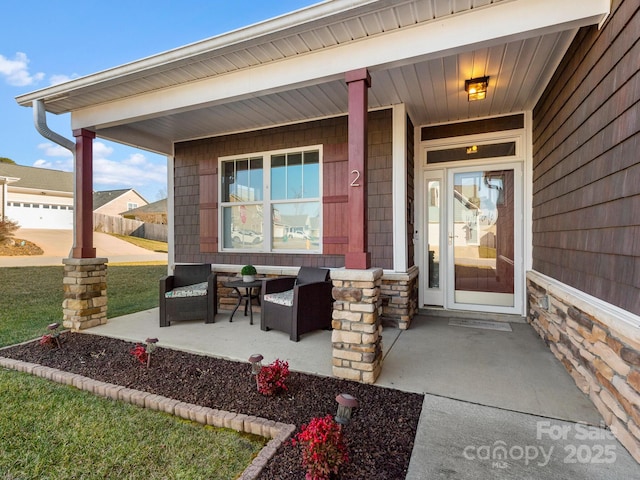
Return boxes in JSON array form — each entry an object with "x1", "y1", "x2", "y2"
[
  {"x1": 260, "y1": 267, "x2": 332, "y2": 341},
  {"x1": 159, "y1": 264, "x2": 217, "y2": 327}
]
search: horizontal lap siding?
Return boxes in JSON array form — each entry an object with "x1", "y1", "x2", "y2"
[
  {"x1": 173, "y1": 110, "x2": 393, "y2": 269},
  {"x1": 532, "y1": 0, "x2": 640, "y2": 315}
]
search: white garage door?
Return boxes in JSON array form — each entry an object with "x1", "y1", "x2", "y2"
[{"x1": 6, "y1": 203, "x2": 73, "y2": 229}]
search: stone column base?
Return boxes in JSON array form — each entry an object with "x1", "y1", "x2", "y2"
[
  {"x1": 331, "y1": 268, "x2": 383, "y2": 384},
  {"x1": 62, "y1": 257, "x2": 108, "y2": 330},
  {"x1": 380, "y1": 266, "x2": 419, "y2": 329}
]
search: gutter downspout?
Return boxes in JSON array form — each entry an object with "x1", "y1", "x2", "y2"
[
  {"x1": 32, "y1": 99, "x2": 77, "y2": 257},
  {"x1": 33, "y1": 99, "x2": 75, "y2": 152}
]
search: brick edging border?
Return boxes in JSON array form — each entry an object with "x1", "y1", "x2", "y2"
[{"x1": 0, "y1": 356, "x2": 296, "y2": 480}]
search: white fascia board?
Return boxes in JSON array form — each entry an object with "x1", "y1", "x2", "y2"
[
  {"x1": 166, "y1": 152, "x2": 175, "y2": 273},
  {"x1": 392, "y1": 104, "x2": 408, "y2": 273},
  {"x1": 71, "y1": 0, "x2": 609, "y2": 131},
  {"x1": 9, "y1": 186, "x2": 73, "y2": 197},
  {"x1": 0, "y1": 176, "x2": 20, "y2": 184}
]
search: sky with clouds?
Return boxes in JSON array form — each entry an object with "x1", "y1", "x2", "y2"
[{"x1": 0, "y1": 0, "x2": 316, "y2": 202}]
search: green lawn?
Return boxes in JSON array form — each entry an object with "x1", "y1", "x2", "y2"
[
  {"x1": 0, "y1": 264, "x2": 268, "y2": 479},
  {"x1": 0, "y1": 264, "x2": 167, "y2": 348},
  {"x1": 107, "y1": 233, "x2": 169, "y2": 253},
  {"x1": 0, "y1": 369, "x2": 265, "y2": 479}
]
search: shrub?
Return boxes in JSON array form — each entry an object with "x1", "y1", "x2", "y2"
[
  {"x1": 256, "y1": 358, "x2": 289, "y2": 395},
  {"x1": 0, "y1": 218, "x2": 19, "y2": 243},
  {"x1": 130, "y1": 344, "x2": 148, "y2": 365},
  {"x1": 292, "y1": 414, "x2": 348, "y2": 480}
]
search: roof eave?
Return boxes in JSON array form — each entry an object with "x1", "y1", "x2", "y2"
[{"x1": 14, "y1": 0, "x2": 381, "y2": 110}]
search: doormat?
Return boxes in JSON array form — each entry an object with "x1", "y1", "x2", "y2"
[{"x1": 448, "y1": 318, "x2": 513, "y2": 332}]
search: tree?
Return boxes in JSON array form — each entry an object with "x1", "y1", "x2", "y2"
[{"x1": 0, "y1": 157, "x2": 16, "y2": 164}]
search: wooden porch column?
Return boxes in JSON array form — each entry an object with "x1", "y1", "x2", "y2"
[
  {"x1": 72, "y1": 128, "x2": 96, "y2": 259},
  {"x1": 345, "y1": 68, "x2": 371, "y2": 270}
]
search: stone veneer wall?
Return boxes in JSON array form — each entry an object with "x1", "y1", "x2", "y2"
[
  {"x1": 527, "y1": 271, "x2": 640, "y2": 463},
  {"x1": 330, "y1": 268, "x2": 383, "y2": 384},
  {"x1": 62, "y1": 258, "x2": 108, "y2": 330},
  {"x1": 380, "y1": 266, "x2": 419, "y2": 329}
]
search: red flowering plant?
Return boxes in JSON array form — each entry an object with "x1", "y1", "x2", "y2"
[
  {"x1": 292, "y1": 414, "x2": 348, "y2": 480},
  {"x1": 130, "y1": 344, "x2": 148, "y2": 365},
  {"x1": 130, "y1": 338, "x2": 159, "y2": 368},
  {"x1": 40, "y1": 323, "x2": 61, "y2": 349},
  {"x1": 256, "y1": 358, "x2": 289, "y2": 395}
]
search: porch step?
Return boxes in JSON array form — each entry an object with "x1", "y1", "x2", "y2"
[{"x1": 417, "y1": 307, "x2": 526, "y2": 324}]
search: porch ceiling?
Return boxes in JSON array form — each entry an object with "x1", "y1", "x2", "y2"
[{"x1": 16, "y1": 0, "x2": 610, "y2": 155}]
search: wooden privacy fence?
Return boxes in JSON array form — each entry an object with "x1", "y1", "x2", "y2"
[{"x1": 94, "y1": 213, "x2": 168, "y2": 242}]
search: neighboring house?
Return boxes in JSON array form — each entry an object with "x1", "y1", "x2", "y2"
[
  {"x1": 15, "y1": 0, "x2": 640, "y2": 458},
  {"x1": 93, "y1": 189, "x2": 148, "y2": 216},
  {"x1": 121, "y1": 198, "x2": 167, "y2": 225},
  {"x1": 0, "y1": 163, "x2": 73, "y2": 229}
]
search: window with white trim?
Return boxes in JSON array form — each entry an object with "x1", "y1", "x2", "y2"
[{"x1": 219, "y1": 146, "x2": 321, "y2": 253}]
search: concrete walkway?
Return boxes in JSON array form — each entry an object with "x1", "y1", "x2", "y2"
[
  {"x1": 0, "y1": 228, "x2": 167, "y2": 266},
  {"x1": 89, "y1": 310, "x2": 638, "y2": 478}
]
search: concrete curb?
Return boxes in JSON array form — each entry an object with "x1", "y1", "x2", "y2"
[{"x1": 0, "y1": 356, "x2": 296, "y2": 480}]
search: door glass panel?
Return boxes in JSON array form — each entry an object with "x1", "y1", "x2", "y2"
[
  {"x1": 452, "y1": 169, "x2": 514, "y2": 306},
  {"x1": 427, "y1": 180, "x2": 440, "y2": 289}
]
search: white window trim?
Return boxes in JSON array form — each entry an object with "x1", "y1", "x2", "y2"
[{"x1": 218, "y1": 144, "x2": 323, "y2": 254}]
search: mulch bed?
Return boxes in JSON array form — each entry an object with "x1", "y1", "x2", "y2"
[
  {"x1": 0, "y1": 238, "x2": 43, "y2": 256},
  {"x1": 1, "y1": 333, "x2": 424, "y2": 479}
]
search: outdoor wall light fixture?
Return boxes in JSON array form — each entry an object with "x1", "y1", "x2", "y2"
[
  {"x1": 465, "y1": 76, "x2": 489, "y2": 101},
  {"x1": 335, "y1": 393, "x2": 359, "y2": 425},
  {"x1": 248, "y1": 353, "x2": 264, "y2": 375}
]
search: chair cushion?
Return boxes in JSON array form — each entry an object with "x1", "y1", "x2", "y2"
[
  {"x1": 263, "y1": 289, "x2": 294, "y2": 307},
  {"x1": 165, "y1": 282, "x2": 208, "y2": 298}
]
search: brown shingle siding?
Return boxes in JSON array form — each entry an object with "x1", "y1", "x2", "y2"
[
  {"x1": 532, "y1": 0, "x2": 640, "y2": 315},
  {"x1": 533, "y1": 10, "x2": 639, "y2": 176}
]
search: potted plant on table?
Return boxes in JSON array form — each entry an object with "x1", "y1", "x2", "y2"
[{"x1": 241, "y1": 264, "x2": 257, "y2": 283}]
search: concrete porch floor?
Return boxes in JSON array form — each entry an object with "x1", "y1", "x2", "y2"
[
  {"x1": 89, "y1": 309, "x2": 598, "y2": 422},
  {"x1": 88, "y1": 309, "x2": 639, "y2": 478}
]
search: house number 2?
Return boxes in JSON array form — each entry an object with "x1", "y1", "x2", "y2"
[{"x1": 350, "y1": 169, "x2": 361, "y2": 187}]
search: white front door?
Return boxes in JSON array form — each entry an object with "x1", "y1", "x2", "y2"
[
  {"x1": 447, "y1": 164, "x2": 522, "y2": 314},
  {"x1": 421, "y1": 148, "x2": 524, "y2": 315}
]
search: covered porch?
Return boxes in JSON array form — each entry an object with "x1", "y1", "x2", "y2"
[{"x1": 13, "y1": 0, "x2": 614, "y2": 384}]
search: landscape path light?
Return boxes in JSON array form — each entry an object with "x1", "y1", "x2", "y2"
[
  {"x1": 249, "y1": 353, "x2": 264, "y2": 375},
  {"x1": 145, "y1": 337, "x2": 159, "y2": 352},
  {"x1": 335, "y1": 393, "x2": 359, "y2": 425},
  {"x1": 145, "y1": 337, "x2": 159, "y2": 368}
]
